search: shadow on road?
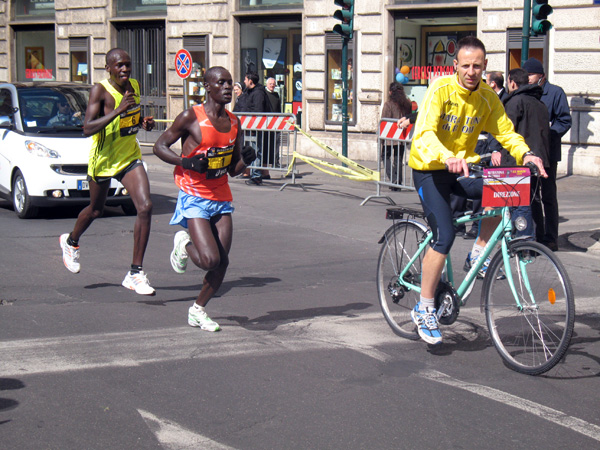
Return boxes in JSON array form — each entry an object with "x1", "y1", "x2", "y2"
[
  {"x1": 222, "y1": 301, "x2": 372, "y2": 331},
  {"x1": 135, "y1": 276, "x2": 282, "y2": 306},
  {"x1": 0, "y1": 378, "x2": 25, "y2": 416}
]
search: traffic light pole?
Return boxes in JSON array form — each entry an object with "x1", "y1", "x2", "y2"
[
  {"x1": 522, "y1": 0, "x2": 532, "y2": 66},
  {"x1": 341, "y1": 36, "x2": 349, "y2": 160},
  {"x1": 332, "y1": 0, "x2": 353, "y2": 162}
]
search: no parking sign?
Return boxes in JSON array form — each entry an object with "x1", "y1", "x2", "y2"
[{"x1": 175, "y1": 49, "x2": 192, "y2": 79}]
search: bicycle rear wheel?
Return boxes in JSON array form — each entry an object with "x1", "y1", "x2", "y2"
[
  {"x1": 483, "y1": 241, "x2": 575, "y2": 375},
  {"x1": 377, "y1": 220, "x2": 428, "y2": 339}
]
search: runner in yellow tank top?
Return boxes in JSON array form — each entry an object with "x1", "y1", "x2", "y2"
[
  {"x1": 59, "y1": 48, "x2": 157, "y2": 295},
  {"x1": 153, "y1": 66, "x2": 257, "y2": 331},
  {"x1": 88, "y1": 77, "x2": 142, "y2": 179}
]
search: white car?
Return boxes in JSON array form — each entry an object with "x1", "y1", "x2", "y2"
[{"x1": 0, "y1": 82, "x2": 135, "y2": 218}]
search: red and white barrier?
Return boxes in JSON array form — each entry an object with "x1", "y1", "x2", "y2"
[
  {"x1": 379, "y1": 119, "x2": 413, "y2": 141},
  {"x1": 238, "y1": 114, "x2": 296, "y2": 131}
]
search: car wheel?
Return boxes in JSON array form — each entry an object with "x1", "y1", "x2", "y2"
[
  {"x1": 12, "y1": 170, "x2": 38, "y2": 219},
  {"x1": 121, "y1": 201, "x2": 137, "y2": 216}
]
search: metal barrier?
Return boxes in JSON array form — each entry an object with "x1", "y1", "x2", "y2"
[
  {"x1": 361, "y1": 118, "x2": 415, "y2": 206},
  {"x1": 235, "y1": 112, "x2": 298, "y2": 186}
]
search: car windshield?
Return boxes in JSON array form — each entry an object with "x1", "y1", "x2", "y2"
[{"x1": 18, "y1": 85, "x2": 90, "y2": 133}]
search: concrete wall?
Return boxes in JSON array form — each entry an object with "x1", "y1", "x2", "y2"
[
  {"x1": 480, "y1": 0, "x2": 600, "y2": 176},
  {"x1": 302, "y1": 0, "x2": 383, "y2": 161}
]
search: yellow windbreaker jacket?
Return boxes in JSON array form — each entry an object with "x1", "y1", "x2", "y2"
[{"x1": 408, "y1": 74, "x2": 530, "y2": 171}]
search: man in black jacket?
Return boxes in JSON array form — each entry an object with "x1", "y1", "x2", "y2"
[
  {"x1": 491, "y1": 67, "x2": 550, "y2": 240},
  {"x1": 242, "y1": 71, "x2": 272, "y2": 184},
  {"x1": 522, "y1": 58, "x2": 571, "y2": 251},
  {"x1": 486, "y1": 71, "x2": 508, "y2": 101}
]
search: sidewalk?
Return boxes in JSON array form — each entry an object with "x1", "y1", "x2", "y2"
[{"x1": 141, "y1": 144, "x2": 600, "y2": 256}]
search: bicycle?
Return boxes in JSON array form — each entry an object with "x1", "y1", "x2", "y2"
[{"x1": 376, "y1": 164, "x2": 575, "y2": 375}]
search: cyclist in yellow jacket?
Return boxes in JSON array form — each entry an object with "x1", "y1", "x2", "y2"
[
  {"x1": 59, "y1": 48, "x2": 156, "y2": 295},
  {"x1": 408, "y1": 36, "x2": 547, "y2": 345}
]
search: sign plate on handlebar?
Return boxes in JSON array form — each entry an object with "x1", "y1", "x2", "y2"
[{"x1": 482, "y1": 167, "x2": 530, "y2": 207}]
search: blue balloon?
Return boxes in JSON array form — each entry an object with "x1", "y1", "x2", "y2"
[
  {"x1": 395, "y1": 72, "x2": 403, "y2": 83},
  {"x1": 395, "y1": 67, "x2": 401, "y2": 74},
  {"x1": 402, "y1": 74, "x2": 410, "y2": 84}
]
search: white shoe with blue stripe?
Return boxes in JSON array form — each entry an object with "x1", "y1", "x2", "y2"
[{"x1": 411, "y1": 302, "x2": 442, "y2": 345}]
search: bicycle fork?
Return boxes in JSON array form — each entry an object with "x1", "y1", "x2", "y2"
[{"x1": 501, "y1": 239, "x2": 538, "y2": 312}]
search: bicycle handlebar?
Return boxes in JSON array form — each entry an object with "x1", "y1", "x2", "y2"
[{"x1": 457, "y1": 161, "x2": 540, "y2": 180}]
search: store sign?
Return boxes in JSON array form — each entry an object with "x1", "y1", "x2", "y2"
[
  {"x1": 411, "y1": 65, "x2": 454, "y2": 80},
  {"x1": 26, "y1": 69, "x2": 53, "y2": 79}
]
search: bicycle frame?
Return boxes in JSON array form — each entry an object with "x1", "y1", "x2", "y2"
[{"x1": 397, "y1": 205, "x2": 533, "y2": 310}]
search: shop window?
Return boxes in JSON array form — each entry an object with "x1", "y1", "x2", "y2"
[
  {"x1": 507, "y1": 28, "x2": 547, "y2": 71},
  {"x1": 325, "y1": 33, "x2": 355, "y2": 125},
  {"x1": 238, "y1": 19, "x2": 301, "y2": 114},
  {"x1": 15, "y1": 27, "x2": 56, "y2": 81},
  {"x1": 391, "y1": 0, "x2": 477, "y2": 3},
  {"x1": 183, "y1": 35, "x2": 208, "y2": 108},
  {"x1": 13, "y1": 0, "x2": 55, "y2": 19},
  {"x1": 239, "y1": 0, "x2": 303, "y2": 10},
  {"x1": 291, "y1": 31, "x2": 302, "y2": 118},
  {"x1": 116, "y1": 0, "x2": 166, "y2": 16},
  {"x1": 70, "y1": 37, "x2": 90, "y2": 84},
  {"x1": 393, "y1": 11, "x2": 476, "y2": 108}
]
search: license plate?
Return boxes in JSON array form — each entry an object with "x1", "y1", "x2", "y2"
[{"x1": 77, "y1": 180, "x2": 89, "y2": 190}]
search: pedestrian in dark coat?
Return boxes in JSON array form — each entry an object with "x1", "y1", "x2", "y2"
[
  {"x1": 492, "y1": 67, "x2": 550, "y2": 241},
  {"x1": 241, "y1": 71, "x2": 272, "y2": 184},
  {"x1": 522, "y1": 57, "x2": 572, "y2": 251}
]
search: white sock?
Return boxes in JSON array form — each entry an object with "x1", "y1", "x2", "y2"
[
  {"x1": 420, "y1": 296, "x2": 435, "y2": 310},
  {"x1": 192, "y1": 304, "x2": 204, "y2": 312},
  {"x1": 471, "y1": 243, "x2": 484, "y2": 261}
]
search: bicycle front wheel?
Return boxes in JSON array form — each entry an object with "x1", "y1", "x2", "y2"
[
  {"x1": 377, "y1": 220, "x2": 428, "y2": 340},
  {"x1": 483, "y1": 241, "x2": 575, "y2": 375}
]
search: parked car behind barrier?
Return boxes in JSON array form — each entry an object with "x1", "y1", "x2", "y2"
[{"x1": 0, "y1": 82, "x2": 135, "y2": 218}]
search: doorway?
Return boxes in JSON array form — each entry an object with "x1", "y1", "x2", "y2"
[{"x1": 116, "y1": 21, "x2": 166, "y2": 143}]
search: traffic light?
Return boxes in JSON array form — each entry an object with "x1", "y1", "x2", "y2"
[
  {"x1": 531, "y1": 0, "x2": 553, "y2": 36},
  {"x1": 333, "y1": 0, "x2": 354, "y2": 39}
]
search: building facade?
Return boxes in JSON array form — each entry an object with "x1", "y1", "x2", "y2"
[{"x1": 1, "y1": 0, "x2": 598, "y2": 175}]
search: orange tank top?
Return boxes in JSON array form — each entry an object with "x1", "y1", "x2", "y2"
[{"x1": 174, "y1": 104, "x2": 238, "y2": 201}]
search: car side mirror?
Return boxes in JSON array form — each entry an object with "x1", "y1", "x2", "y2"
[{"x1": 0, "y1": 116, "x2": 13, "y2": 129}]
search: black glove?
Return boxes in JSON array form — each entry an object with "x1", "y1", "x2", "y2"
[
  {"x1": 182, "y1": 155, "x2": 208, "y2": 173},
  {"x1": 241, "y1": 145, "x2": 257, "y2": 165}
]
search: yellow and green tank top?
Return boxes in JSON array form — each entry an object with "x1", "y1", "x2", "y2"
[{"x1": 88, "y1": 78, "x2": 142, "y2": 179}]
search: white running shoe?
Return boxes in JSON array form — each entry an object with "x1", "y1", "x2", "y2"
[
  {"x1": 60, "y1": 233, "x2": 80, "y2": 273},
  {"x1": 122, "y1": 271, "x2": 155, "y2": 295},
  {"x1": 411, "y1": 302, "x2": 442, "y2": 345},
  {"x1": 188, "y1": 306, "x2": 221, "y2": 331},
  {"x1": 170, "y1": 230, "x2": 190, "y2": 274}
]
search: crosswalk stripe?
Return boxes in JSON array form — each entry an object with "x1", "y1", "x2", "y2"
[
  {"x1": 2, "y1": 298, "x2": 596, "y2": 378},
  {"x1": 138, "y1": 409, "x2": 236, "y2": 450}
]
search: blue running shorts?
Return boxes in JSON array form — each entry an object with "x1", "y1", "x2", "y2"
[
  {"x1": 169, "y1": 190, "x2": 234, "y2": 228},
  {"x1": 413, "y1": 169, "x2": 482, "y2": 255}
]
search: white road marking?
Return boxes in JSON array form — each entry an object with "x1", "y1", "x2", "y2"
[
  {"x1": 419, "y1": 369, "x2": 600, "y2": 443},
  {"x1": 138, "y1": 409, "x2": 236, "y2": 450},
  {"x1": 2, "y1": 300, "x2": 598, "y2": 378},
  {"x1": 0, "y1": 313, "x2": 398, "y2": 377},
  {"x1": 2, "y1": 305, "x2": 598, "y2": 444}
]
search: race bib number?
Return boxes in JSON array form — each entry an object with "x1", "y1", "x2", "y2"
[
  {"x1": 206, "y1": 145, "x2": 234, "y2": 179},
  {"x1": 119, "y1": 104, "x2": 141, "y2": 137},
  {"x1": 482, "y1": 167, "x2": 530, "y2": 207}
]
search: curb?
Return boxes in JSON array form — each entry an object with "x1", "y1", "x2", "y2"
[{"x1": 566, "y1": 230, "x2": 600, "y2": 255}]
